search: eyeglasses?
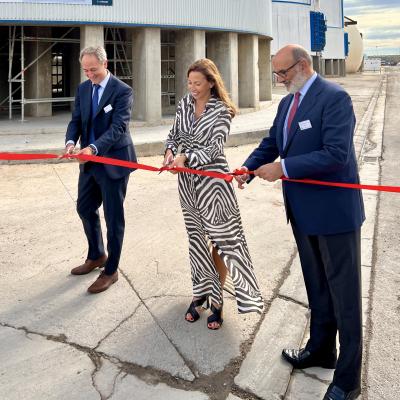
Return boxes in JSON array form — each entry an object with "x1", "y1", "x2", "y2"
[{"x1": 273, "y1": 60, "x2": 300, "y2": 78}]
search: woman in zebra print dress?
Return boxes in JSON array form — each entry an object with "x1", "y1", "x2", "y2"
[{"x1": 163, "y1": 58, "x2": 263, "y2": 329}]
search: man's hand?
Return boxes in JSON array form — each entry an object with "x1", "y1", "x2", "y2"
[
  {"x1": 254, "y1": 162, "x2": 283, "y2": 182},
  {"x1": 76, "y1": 147, "x2": 93, "y2": 164},
  {"x1": 234, "y1": 166, "x2": 249, "y2": 190},
  {"x1": 64, "y1": 143, "x2": 75, "y2": 156}
]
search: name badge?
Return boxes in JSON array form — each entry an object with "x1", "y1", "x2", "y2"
[
  {"x1": 104, "y1": 104, "x2": 113, "y2": 113},
  {"x1": 298, "y1": 120, "x2": 312, "y2": 130}
]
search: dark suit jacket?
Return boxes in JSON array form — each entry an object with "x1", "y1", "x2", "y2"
[
  {"x1": 66, "y1": 73, "x2": 136, "y2": 180},
  {"x1": 244, "y1": 75, "x2": 365, "y2": 235}
]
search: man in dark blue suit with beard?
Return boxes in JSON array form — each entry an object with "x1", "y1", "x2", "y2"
[
  {"x1": 236, "y1": 44, "x2": 364, "y2": 400},
  {"x1": 65, "y1": 46, "x2": 136, "y2": 294}
]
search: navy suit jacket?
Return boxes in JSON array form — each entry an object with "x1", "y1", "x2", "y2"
[
  {"x1": 66, "y1": 73, "x2": 137, "y2": 180},
  {"x1": 244, "y1": 75, "x2": 365, "y2": 235}
]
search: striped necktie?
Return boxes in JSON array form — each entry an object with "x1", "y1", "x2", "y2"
[{"x1": 287, "y1": 91, "x2": 300, "y2": 133}]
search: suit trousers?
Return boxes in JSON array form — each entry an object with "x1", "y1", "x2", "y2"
[
  {"x1": 77, "y1": 163, "x2": 129, "y2": 275},
  {"x1": 291, "y1": 223, "x2": 362, "y2": 392}
]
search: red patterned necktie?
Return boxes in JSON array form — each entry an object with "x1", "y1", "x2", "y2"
[{"x1": 287, "y1": 91, "x2": 301, "y2": 134}]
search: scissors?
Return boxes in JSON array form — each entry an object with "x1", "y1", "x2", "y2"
[{"x1": 159, "y1": 153, "x2": 174, "y2": 174}]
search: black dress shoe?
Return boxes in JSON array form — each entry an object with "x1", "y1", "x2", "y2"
[
  {"x1": 323, "y1": 384, "x2": 361, "y2": 400},
  {"x1": 282, "y1": 348, "x2": 337, "y2": 369}
]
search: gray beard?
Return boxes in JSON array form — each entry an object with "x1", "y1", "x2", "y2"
[{"x1": 287, "y1": 73, "x2": 308, "y2": 94}]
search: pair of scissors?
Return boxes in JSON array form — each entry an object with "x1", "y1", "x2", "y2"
[{"x1": 159, "y1": 154, "x2": 174, "y2": 174}]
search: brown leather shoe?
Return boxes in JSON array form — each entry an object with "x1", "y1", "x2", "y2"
[
  {"x1": 87, "y1": 271, "x2": 118, "y2": 294},
  {"x1": 71, "y1": 255, "x2": 107, "y2": 275}
]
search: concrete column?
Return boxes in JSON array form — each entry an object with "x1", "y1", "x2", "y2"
[
  {"x1": 25, "y1": 27, "x2": 52, "y2": 117},
  {"x1": 340, "y1": 59, "x2": 346, "y2": 77},
  {"x1": 206, "y1": 32, "x2": 238, "y2": 106},
  {"x1": 312, "y1": 55, "x2": 322, "y2": 74},
  {"x1": 132, "y1": 28, "x2": 162, "y2": 123},
  {"x1": 325, "y1": 59, "x2": 334, "y2": 76},
  {"x1": 333, "y1": 59, "x2": 339, "y2": 76},
  {"x1": 80, "y1": 25, "x2": 104, "y2": 82},
  {"x1": 238, "y1": 34, "x2": 259, "y2": 108},
  {"x1": 175, "y1": 30, "x2": 205, "y2": 102},
  {"x1": 258, "y1": 37, "x2": 272, "y2": 101}
]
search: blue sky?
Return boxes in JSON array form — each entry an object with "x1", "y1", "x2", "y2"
[{"x1": 343, "y1": 0, "x2": 400, "y2": 55}]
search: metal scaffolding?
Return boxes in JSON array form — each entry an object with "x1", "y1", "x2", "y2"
[
  {"x1": 2, "y1": 26, "x2": 133, "y2": 121},
  {"x1": 3, "y1": 26, "x2": 78, "y2": 121}
]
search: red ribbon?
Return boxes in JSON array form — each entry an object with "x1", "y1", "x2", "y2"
[{"x1": 1, "y1": 152, "x2": 399, "y2": 193}]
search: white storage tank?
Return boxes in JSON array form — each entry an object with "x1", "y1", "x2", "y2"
[{"x1": 345, "y1": 18, "x2": 364, "y2": 73}]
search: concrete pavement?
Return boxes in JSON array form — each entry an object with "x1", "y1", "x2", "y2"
[{"x1": 1, "y1": 71, "x2": 398, "y2": 400}]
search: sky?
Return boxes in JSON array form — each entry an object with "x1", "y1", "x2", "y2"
[{"x1": 343, "y1": 0, "x2": 400, "y2": 55}]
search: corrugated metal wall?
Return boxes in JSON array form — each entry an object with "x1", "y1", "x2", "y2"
[{"x1": 0, "y1": 0, "x2": 273, "y2": 37}]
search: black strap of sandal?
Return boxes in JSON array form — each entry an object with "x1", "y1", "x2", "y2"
[
  {"x1": 185, "y1": 296, "x2": 208, "y2": 323},
  {"x1": 207, "y1": 303, "x2": 223, "y2": 329}
]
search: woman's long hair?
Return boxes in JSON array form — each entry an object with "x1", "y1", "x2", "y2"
[{"x1": 187, "y1": 58, "x2": 238, "y2": 117}]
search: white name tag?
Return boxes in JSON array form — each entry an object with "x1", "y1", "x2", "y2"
[
  {"x1": 298, "y1": 120, "x2": 312, "y2": 130},
  {"x1": 104, "y1": 104, "x2": 113, "y2": 113}
]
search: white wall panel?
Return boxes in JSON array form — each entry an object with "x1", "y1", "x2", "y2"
[
  {"x1": 322, "y1": 28, "x2": 345, "y2": 59},
  {"x1": 271, "y1": 2, "x2": 311, "y2": 54},
  {"x1": 320, "y1": 0, "x2": 343, "y2": 28}
]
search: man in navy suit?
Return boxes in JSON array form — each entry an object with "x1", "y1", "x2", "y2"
[
  {"x1": 65, "y1": 46, "x2": 136, "y2": 294},
  {"x1": 236, "y1": 45, "x2": 364, "y2": 400}
]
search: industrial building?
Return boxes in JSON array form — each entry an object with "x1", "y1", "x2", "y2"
[
  {"x1": 271, "y1": 0, "x2": 347, "y2": 77},
  {"x1": 0, "y1": 0, "x2": 349, "y2": 124}
]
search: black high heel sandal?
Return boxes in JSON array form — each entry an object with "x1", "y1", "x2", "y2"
[
  {"x1": 207, "y1": 303, "x2": 223, "y2": 330},
  {"x1": 185, "y1": 296, "x2": 208, "y2": 323}
]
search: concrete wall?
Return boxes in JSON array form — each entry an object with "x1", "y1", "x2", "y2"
[
  {"x1": 206, "y1": 32, "x2": 239, "y2": 107},
  {"x1": 259, "y1": 38, "x2": 272, "y2": 102},
  {"x1": 238, "y1": 35, "x2": 259, "y2": 108},
  {"x1": 25, "y1": 27, "x2": 52, "y2": 117},
  {"x1": 175, "y1": 30, "x2": 205, "y2": 102},
  {"x1": 132, "y1": 28, "x2": 162, "y2": 123}
]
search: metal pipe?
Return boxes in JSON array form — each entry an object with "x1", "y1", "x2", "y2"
[{"x1": 21, "y1": 26, "x2": 25, "y2": 122}]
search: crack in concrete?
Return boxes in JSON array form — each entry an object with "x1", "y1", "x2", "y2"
[
  {"x1": 141, "y1": 294, "x2": 188, "y2": 301},
  {"x1": 297, "y1": 369, "x2": 331, "y2": 385},
  {"x1": 0, "y1": 321, "x2": 202, "y2": 395},
  {"x1": 230, "y1": 384, "x2": 270, "y2": 400},
  {"x1": 93, "y1": 303, "x2": 142, "y2": 350},
  {"x1": 88, "y1": 352, "x2": 105, "y2": 400},
  {"x1": 119, "y1": 268, "x2": 199, "y2": 379},
  {"x1": 277, "y1": 294, "x2": 309, "y2": 309}
]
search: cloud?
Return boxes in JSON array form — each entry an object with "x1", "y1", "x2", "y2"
[{"x1": 344, "y1": 1, "x2": 400, "y2": 54}]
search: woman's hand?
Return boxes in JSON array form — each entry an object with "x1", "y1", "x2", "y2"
[
  {"x1": 163, "y1": 150, "x2": 174, "y2": 167},
  {"x1": 234, "y1": 166, "x2": 249, "y2": 189},
  {"x1": 169, "y1": 154, "x2": 187, "y2": 174}
]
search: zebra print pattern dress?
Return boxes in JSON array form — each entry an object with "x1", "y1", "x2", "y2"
[{"x1": 166, "y1": 94, "x2": 263, "y2": 314}]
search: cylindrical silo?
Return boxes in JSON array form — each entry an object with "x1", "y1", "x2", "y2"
[{"x1": 345, "y1": 24, "x2": 364, "y2": 73}]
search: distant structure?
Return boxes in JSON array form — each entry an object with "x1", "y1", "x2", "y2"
[
  {"x1": 344, "y1": 16, "x2": 364, "y2": 73},
  {"x1": 271, "y1": 0, "x2": 347, "y2": 77}
]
